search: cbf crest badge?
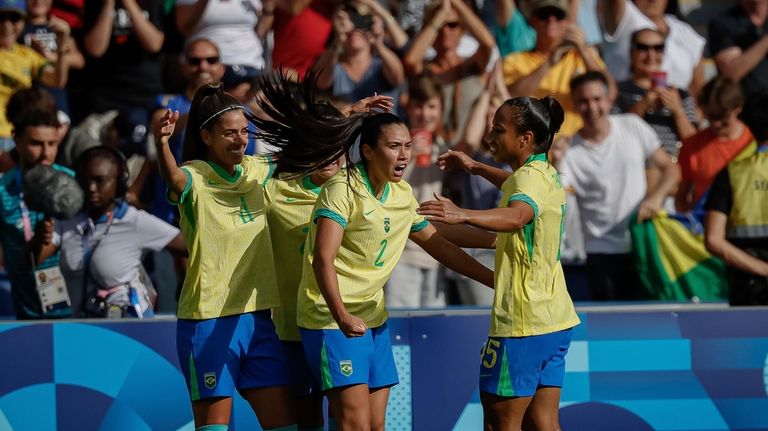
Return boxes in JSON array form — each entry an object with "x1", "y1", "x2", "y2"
[
  {"x1": 340, "y1": 360, "x2": 353, "y2": 377},
  {"x1": 384, "y1": 217, "x2": 391, "y2": 233},
  {"x1": 204, "y1": 372, "x2": 217, "y2": 389}
]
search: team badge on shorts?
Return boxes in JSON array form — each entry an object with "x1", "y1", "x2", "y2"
[
  {"x1": 204, "y1": 372, "x2": 217, "y2": 389},
  {"x1": 340, "y1": 360, "x2": 353, "y2": 377},
  {"x1": 384, "y1": 218, "x2": 391, "y2": 233}
]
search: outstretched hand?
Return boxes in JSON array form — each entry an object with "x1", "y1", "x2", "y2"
[
  {"x1": 347, "y1": 94, "x2": 395, "y2": 116},
  {"x1": 417, "y1": 193, "x2": 467, "y2": 225},
  {"x1": 437, "y1": 150, "x2": 476, "y2": 173},
  {"x1": 153, "y1": 109, "x2": 180, "y2": 146}
]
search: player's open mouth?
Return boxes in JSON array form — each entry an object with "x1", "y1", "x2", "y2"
[
  {"x1": 393, "y1": 164, "x2": 407, "y2": 177},
  {"x1": 228, "y1": 146, "x2": 245, "y2": 157}
]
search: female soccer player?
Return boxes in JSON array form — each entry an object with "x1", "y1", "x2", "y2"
[
  {"x1": 417, "y1": 97, "x2": 581, "y2": 430},
  {"x1": 153, "y1": 84, "x2": 296, "y2": 431},
  {"x1": 252, "y1": 73, "x2": 494, "y2": 431}
]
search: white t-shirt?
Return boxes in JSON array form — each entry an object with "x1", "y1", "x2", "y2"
[
  {"x1": 56, "y1": 203, "x2": 180, "y2": 312},
  {"x1": 602, "y1": 0, "x2": 705, "y2": 89},
  {"x1": 560, "y1": 114, "x2": 660, "y2": 254},
  {"x1": 176, "y1": 0, "x2": 264, "y2": 69}
]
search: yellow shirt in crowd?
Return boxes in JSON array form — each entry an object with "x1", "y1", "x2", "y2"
[{"x1": 0, "y1": 44, "x2": 48, "y2": 137}]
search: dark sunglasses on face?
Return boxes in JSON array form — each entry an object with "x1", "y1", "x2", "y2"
[
  {"x1": 443, "y1": 21, "x2": 461, "y2": 29},
  {"x1": 534, "y1": 8, "x2": 566, "y2": 21},
  {"x1": 186, "y1": 56, "x2": 220, "y2": 66},
  {"x1": 633, "y1": 42, "x2": 665, "y2": 53},
  {"x1": 0, "y1": 12, "x2": 23, "y2": 23}
]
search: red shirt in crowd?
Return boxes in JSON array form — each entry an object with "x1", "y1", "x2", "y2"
[
  {"x1": 273, "y1": 0, "x2": 334, "y2": 77},
  {"x1": 678, "y1": 124, "x2": 756, "y2": 205}
]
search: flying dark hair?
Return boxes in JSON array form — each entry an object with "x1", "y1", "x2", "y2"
[
  {"x1": 500, "y1": 96, "x2": 565, "y2": 154},
  {"x1": 251, "y1": 69, "x2": 407, "y2": 179},
  {"x1": 181, "y1": 83, "x2": 244, "y2": 163}
]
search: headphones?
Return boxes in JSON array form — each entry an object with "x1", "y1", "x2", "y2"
[{"x1": 75, "y1": 145, "x2": 130, "y2": 198}]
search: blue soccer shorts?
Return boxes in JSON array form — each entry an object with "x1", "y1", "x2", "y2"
[
  {"x1": 479, "y1": 328, "x2": 573, "y2": 398},
  {"x1": 300, "y1": 322, "x2": 399, "y2": 391},
  {"x1": 282, "y1": 340, "x2": 321, "y2": 397},
  {"x1": 177, "y1": 310, "x2": 291, "y2": 401}
]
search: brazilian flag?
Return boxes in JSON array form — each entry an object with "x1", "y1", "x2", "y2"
[{"x1": 630, "y1": 212, "x2": 727, "y2": 301}]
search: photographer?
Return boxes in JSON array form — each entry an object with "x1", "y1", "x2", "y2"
[
  {"x1": 314, "y1": 0, "x2": 405, "y2": 107},
  {"x1": 33, "y1": 146, "x2": 186, "y2": 318}
]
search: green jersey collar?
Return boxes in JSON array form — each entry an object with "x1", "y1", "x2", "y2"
[
  {"x1": 208, "y1": 161, "x2": 243, "y2": 183},
  {"x1": 356, "y1": 163, "x2": 390, "y2": 203},
  {"x1": 302, "y1": 175, "x2": 322, "y2": 195},
  {"x1": 524, "y1": 153, "x2": 547, "y2": 165}
]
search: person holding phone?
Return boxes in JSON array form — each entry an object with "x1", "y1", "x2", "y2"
[
  {"x1": 313, "y1": 0, "x2": 406, "y2": 109},
  {"x1": 615, "y1": 28, "x2": 698, "y2": 159}
]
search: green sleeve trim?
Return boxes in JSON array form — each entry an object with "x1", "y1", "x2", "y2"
[
  {"x1": 166, "y1": 168, "x2": 193, "y2": 206},
  {"x1": 314, "y1": 208, "x2": 348, "y2": 229},
  {"x1": 508, "y1": 193, "x2": 539, "y2": 219},
  {"x1": 411, "y1": 219, "x2": 429, "y2": 233}
]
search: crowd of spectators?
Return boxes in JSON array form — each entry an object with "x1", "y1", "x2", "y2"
[{"x1": 0, "y1": 0, "x2": 766, "y2": 319}]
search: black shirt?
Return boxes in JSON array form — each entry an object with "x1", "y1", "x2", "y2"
[
  {"x1": 83, "y1": 0, "x2": 165, "y2": 107},
  {"x1": 708, "y1": 5, "x2": 768, "y2": 101}
]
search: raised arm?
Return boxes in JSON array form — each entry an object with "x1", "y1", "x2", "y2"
[
  {"x1": 123, "y1": 0, "x2": 164, "y2": 53},
  {"x1": 359, "y1": 0, "x2": 408, "y2": 49},
  {"x1": 314, "y1": 9, "x2": 352, "y2": 91},
  {"x1": 313, "y1": 218, "x2": 368, "y2": 337},
  {"x1": 410, "y1": 224, "x2": 494, "y2": 288},
  {"x1": 175, "y1": 0, "x2": 211, "y2": 37},
  {"x1": 30, "y1": 218, "x2": 59, "y2": 265},
  {"x1": 637, "y1": 147, "x2": 680, "y2": 221},
  {"x1": 495, "y1": 0, "x2": 516, "y2": 28},
  {"x1": 418, "y1": 194, "x2": 534, "y2": 233},
  {"x1": 371, "y1": 26, "x2": 405, "y2": 87},
  {"x1": 84, "y1": 0, "x2": 115, "y2": 57},
  {"x1": 451, "y1": 0, "x2": 495, "y2": 69},
  {"x1": 403, "y1": 0, "x2": 450, "y2": 76},
  {"x1": 597, "y1": 0, "x2": 625, "y2": 37},
  {"x1": 151, "y1": 109, "x2": 189, "y2": 194},
  {"x1": 39, "y1": 18, "x2": 70, "y2": 88},
  {"x1": 437, "y1": 150, "x2": 510, "y2": 189}
]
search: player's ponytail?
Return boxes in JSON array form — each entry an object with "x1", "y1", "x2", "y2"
[
  {"x1": 182, "y1": 83, "x2": 243, "y2": 163},
  {"x1": 540, "y1": 96, "x2": 564, "y2": 153}
]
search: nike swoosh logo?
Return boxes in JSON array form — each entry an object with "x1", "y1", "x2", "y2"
[
  {"x1": 364, "y1": 209, "x2": 375, "y2": 216},
  {"x1": 286, "y1": 197, "x2": 296, "y2": 202}
]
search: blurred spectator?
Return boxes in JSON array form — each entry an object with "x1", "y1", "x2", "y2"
[
  {"x1": 560, "y1": 71, "x2": 679, "y2": 300},
  {"x1": 493, "y1": 0, "x2": 536, "y2": 57},
  {"x1": 20, "y1": 0, "x2": 84, "y2": 114},
  {"x1": 82, "y1": 0, "x2": 165, "y2": 156},
  {"x1": 315, "y1": 1, "x2": 404, "y2": 107},
  {"x1": 614, "y1": 28, "x2": 697, "y2": 158},
  {"x1": 708, "y1": 0, "x2": 768, "y2": 106},
  {"x1": 174, "y1": 0, "x2": 272, "y2": 76},
  {"x1": 404, "y1": 0, "x2": 495, "y2": 143},
  {"x1": 33, "y1": 146, "x2": 185, "y2": 317},
  {"x1": 0, "y1": 0, "x2": 69, "y2": 151},
  {"x1": 676, "y1": 77, "x2": 756, "y2": 216},
  {"x1": 386, "y1": 76, "x2": 448, "y2": 307},
  {"x1": 599, "y1": 0, "x2": 705, "y2": 95},
  {"x1": 50, "y1": 0, "x2": 85, "y2": 34},
  {"x1": 704, "y1": 93, "x2": 768, "y2": 306},
  {"x1": 272, "y1": 0, "x2": 335, "y2": 77},
  {"x1": 0, "y1": 87, "x2": 72, "y2": 319},
  {"x1": 504, "y1": 0, "x2": 608, "y2": 137}
]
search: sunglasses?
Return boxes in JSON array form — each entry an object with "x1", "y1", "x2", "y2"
[
  {"x1": 0, "y1": 12, "x2": 23, "y2": 23},
  {"x1": 534, "y1": 8, "x2": 566, "y2": 21},
  {"x1": 186, "y1": 56, "x2": 220, "y2": 66},
  {"x1": 442, "y1": 21, "x2": 461, "y2": 30},
  {"x1": 633, "y1": 42, "x2": 665, "y2": 53}
]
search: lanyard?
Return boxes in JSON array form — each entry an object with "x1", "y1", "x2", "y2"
[
  {"x1": 81, "y1": 211, "x2": 115, "y2": 271},
  {"x1": 15, "y1": 169, "x2": 34, "y2": 242}
]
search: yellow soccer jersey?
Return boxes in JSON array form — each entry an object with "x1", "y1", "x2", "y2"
[
  {"x1": 297, "y1": 165, "x2": 429, "y2": 330},
  {"x1": 173, "y1": 155, "x2": 279, "y2": 320},
  {"x1": 265, "y1": 175, "x2": 322, "y2": 341},
  {"x1": 491, "y1": 153, "x2": 580, "y2": 337},
  {"x1": 0, "y1": 44, "x2": 48, "y2": 137}
]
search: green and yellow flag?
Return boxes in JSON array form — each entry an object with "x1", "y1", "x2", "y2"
[{"x1": 630, "y1": 212, "x2": 727, "y2": 301}]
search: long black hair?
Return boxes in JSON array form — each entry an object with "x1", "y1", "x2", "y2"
[
  {"x1": 500, "y1": 96, "x2": 565, "y2": 155},
  {"x1": 182, "y1": 83, "x2": 243, "y2": 163},
  {"x1": 251, "y1": 69, "x2": 405, "y2": 178}
]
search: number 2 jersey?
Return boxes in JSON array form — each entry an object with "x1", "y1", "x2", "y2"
[
  {"x1": 297, "y1": 165, "x2": 429, "y2": 330},
  {"x1": 173, "y1": 155, "x2": 279, "y2": 320}
]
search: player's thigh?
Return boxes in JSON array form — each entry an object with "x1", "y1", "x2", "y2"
[
  {"x1": 326, "y1": 384, "x2": 372, "y2": 431},
  {"x1": 480, "y1": 391, "x2": 531, "y2": 431},
  {"x1": 368, "y1": 386, "x2": 390, "y2": 431},
  {"x1": 521, "y1": 387, "x2": 562, "y2": 431},
  {"x1": 191, "y1": 397, "x2": 233, "y2": 428},
  {"x1": 240, "y1": 385, "x2": 296, "y2": 429}
]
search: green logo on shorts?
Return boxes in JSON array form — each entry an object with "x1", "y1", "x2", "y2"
[
  {"x1": 340, "y1": 360, "x2": 353, "y2": 377},
  {"x1": 384, "y1": 217, "x2": 391, "y2": 233},
  {"x1": 204, "y1": 372, "x2": 217, "y2": 389}
]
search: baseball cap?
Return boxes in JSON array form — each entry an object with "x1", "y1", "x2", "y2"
[
  {"x1": 222, "y1": 65, "x2": 261, "y2": 89},
  {"x1": 0, "y1": 0, "x2": 26, "y2": 17},
  {"x1": 525, "y1": 0, "x2": 568, "y2": 18}
]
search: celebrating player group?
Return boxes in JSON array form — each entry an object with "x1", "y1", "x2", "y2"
[{"x1": 152, "y1": 70, "x2": 578, "y2": 431}]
